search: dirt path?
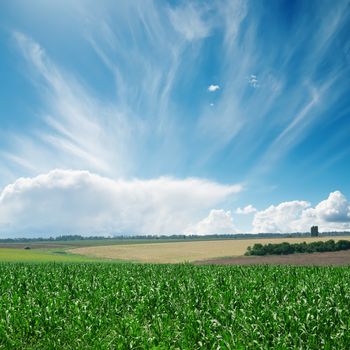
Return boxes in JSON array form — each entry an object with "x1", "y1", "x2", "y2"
[{"x1": 194, "y1": 250, "x2": 350, "y2": 266}]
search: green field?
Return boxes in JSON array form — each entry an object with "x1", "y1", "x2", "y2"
[
  {"x1": 0, "y1": 238, "x2": 206, "y2": 263},
  {"x1": 1, "y1": 262, "x2": 350, "y2": 349},
  {"x1": 0, "y1": 248, "x2": 104, "y2": 263},
  {"x1": 0, "y1": 238, "x2": 189, "y2": 263}
]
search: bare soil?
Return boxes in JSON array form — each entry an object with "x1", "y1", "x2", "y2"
[{"x1": 194, "y1": 250, "x2": 350, "y2": 266}]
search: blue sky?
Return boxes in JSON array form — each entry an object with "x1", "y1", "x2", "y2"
[{"x1": 0, "y1": 0, "x2": 350, "y2": 236}]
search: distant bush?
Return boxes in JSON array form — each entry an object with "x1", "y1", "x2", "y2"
[{"x1": 245, "y1": 240, "x2": 350, "y2": 256}]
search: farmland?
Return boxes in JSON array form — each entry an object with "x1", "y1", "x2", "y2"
[
  {"x1": 70, "y1": 236, "x2": 350, "y2": 263},
  {"x1": 1, "y1": 236, "x2": 350, "y2": 348},
  {"x1": 1, "y1": 262, "x2": 350, "y2": 349},
  {"x1": 0, "y1": 237, "x2": 195, "y2": 263},
  {"x1": 196, "y1": 250, "x2": 350, "y2": 266},
  {"x1": 1, "y1": 237, "x2": 350, "y2": 348},
  {"x1": 0, "y1": 248, "x2": 103, "y2": 263}
]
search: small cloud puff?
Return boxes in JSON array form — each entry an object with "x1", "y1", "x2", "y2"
[
  {"x1": 235, "y1": 204, "x2": 257, "y2": 215},
  {"x1": 185, "y1": 209, "x2": 236, "y2": 235},
  {"x1": 248, "y1": 75, "x2": 258, "y2": 88},
  {"x1": 208, "y1": 84, "x2": 220, "y2": 92}
]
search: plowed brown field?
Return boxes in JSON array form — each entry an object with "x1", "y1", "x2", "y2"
[{"x1": 194, "y1": 250, "x2": 350, "y2": 266}]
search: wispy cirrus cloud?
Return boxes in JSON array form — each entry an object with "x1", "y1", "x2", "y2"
[
  {"x1": 2, "y1": 2, "x2": 225, "y2": 187},
  {"x1": 195, "y1": 0, "x2": 350, "y2": 182},
  {"x1": 246, "y1": 1, "x2": 350, "y2": 178},
  {"x1": 168, "y1": 2, "x2": 211, "y2": 41},
  {"x1": 1, "y1": 0, "x2": 349, "y2": 237},
  {"x1": 9, "y1": 31, "x2": 136, "y2": 178}
]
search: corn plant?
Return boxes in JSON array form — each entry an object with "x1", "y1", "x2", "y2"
[{"x1": 0, "y1": 263, "x2": 349, "y2": 349}]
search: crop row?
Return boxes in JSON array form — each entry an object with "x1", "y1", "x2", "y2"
[{"x1": 0, "y1": 263, "x2": 350, "y2": 349}]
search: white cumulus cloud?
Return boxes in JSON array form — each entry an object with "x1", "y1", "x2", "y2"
[
  {"x1": 235, "y1": 204, "x2": 257, "y2": 215},
  {"x1": 252, "y1": 200, "x2": 311, "y2": 233},
  {"x1": 312, "y1": 191, "x2": 350, "y2": 222},
  {"x1": 0, "y1": 169, "x2": 241, "y2": 237},
  {"x1": 252, "y1": 191, "x2": 350, "y2": 233},
  {"x1": 185, "y1": 209, "x2": 236, "y2": 235},
  {"x1": 208, "y1": 84, "x2": 220, "y2": 92}
]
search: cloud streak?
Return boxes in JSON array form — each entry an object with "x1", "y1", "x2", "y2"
[
  {"x1": 168, "y1": 2, "x2": 210, "y2": 41},
  {"x1": 10, "y1": 32, "x2": 136, "y2": 178}
]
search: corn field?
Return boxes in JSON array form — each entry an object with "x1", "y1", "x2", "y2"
[{"x1": 0, "y1": 263, "x2": 349, "y2": 349}]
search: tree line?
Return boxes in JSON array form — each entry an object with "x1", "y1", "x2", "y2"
[
  {"x1": 245, "y1": 240, "x2": 350, "y2": 256},
  {"x1": 1, "y1": 232, "x2": 350, "y2": 244}
]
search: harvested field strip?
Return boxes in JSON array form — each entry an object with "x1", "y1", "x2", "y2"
[
  {"x1": 70, "y1": 236, "x2": 350, "y2": 263},
  {"x1": 194, "y1": 249, "x2": 350, "y2": 266}
]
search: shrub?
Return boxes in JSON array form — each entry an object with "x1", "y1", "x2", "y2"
[{"x1": 245, "y1": 239, "x2": 350, "y2": 256}]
